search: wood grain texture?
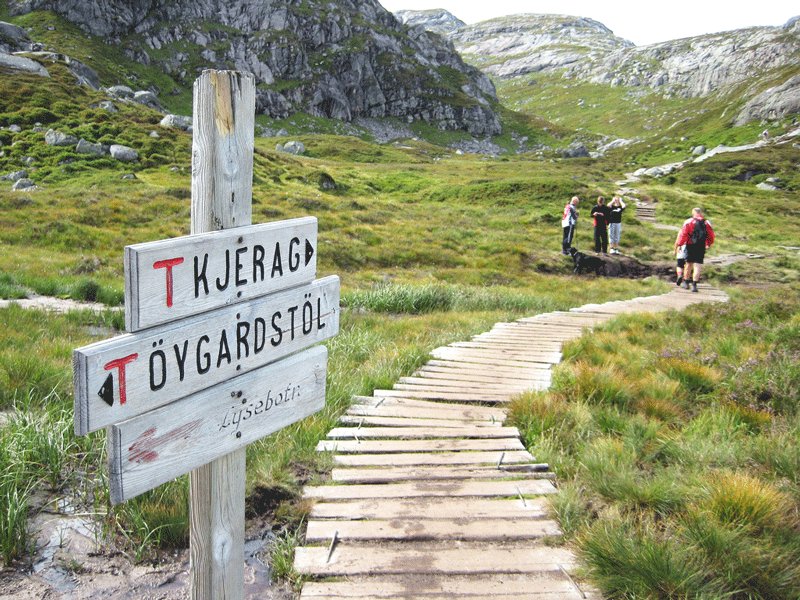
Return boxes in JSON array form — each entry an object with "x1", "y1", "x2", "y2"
[
  {"x1": 125, "y1": 218, "x2": 317, "y2": 331},
  {"x1": 190, "y1": 70, "x2": 253, "y2": 600}
]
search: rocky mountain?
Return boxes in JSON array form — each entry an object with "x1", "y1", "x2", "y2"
[
  {"x1": 407, "y1": 12, "x2": 800, "y2": 126},
  {"x1": 451, "y1": 14, "x2": 633, "y2": 78},
  {"x1": 395, "y1": 9, "x2": 465, "y2": 36},
  {"x1": 5, "y1": 0, "x2": 501, "y2": 135}
]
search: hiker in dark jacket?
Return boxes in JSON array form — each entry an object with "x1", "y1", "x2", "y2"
[
  {"x1": 561, "y1": 196, "x2": 580, "y2": 254},
  {"x1": 591, "y1": 196, "x2": 611, "y2": 254},
  {"x1": 674, "y1": 207, "x2": 715, "y2": 292},
  {"x1": 608, "y1": 196, "x2": 626, "y2": 254}
]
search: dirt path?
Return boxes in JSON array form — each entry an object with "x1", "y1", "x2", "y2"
[{"x1": 294, "y1": 285, "x2": 729, "y2": 599}]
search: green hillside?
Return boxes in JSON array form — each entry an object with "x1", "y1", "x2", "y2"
[{"x1": 1, "y1": 5, "x2": 799, "y2": 597}]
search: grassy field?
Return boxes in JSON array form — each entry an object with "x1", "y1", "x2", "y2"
[
  {"x1": 1, "y1": 24, "x2": 800, "y2": 594},
  {"x1": 510, "y1": 285, "x2": 800, "y2": 597}
]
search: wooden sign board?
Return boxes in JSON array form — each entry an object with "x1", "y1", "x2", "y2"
[
  {"x1": 125, "y1": 217, "x2": 317, "y2": 331},
  {"x1": 74, "y1": 275, "x2": 339, "y2": 435},
  {"x1": 108, "y1": 345, "x2": 327, "y2": 504}
]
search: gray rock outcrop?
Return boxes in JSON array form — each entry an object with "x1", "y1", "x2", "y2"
[
  {"x1": 277, "y1": 140, "x2": 305, "y2": 155},
  {"x1": 160, "y1": 114, "x2": 192, "y2": 130},
  {"x1": 110, "y1": 144, "x2": 138, "y2": 161},
  {"x1": 395, "y1": 9, "x2": 466, "y2": 36},
  {"x1": 735, "y1": 75, "x2": 800, "y2": 125},
  {"x1": 76, "y1": 139, "x2": 108, "y2": 155},
  {"x1": 11, "y1": 178, "x2": 36, "y2": 190},
  {"x1": 45, "y1": 128, "x2": 78, "y2": 146},
  {"x1": 0, "y1": 51, "x2": 49, "y2": 77},
  {"x1": 7, "y1": 0, "x2": 501, "y2": 135},
  {"x1": 0, "y1": 20, "x2": 31, "y2": 52}
]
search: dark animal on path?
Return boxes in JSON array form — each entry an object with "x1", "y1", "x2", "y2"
[{"x1": 568, "y1": 247, "x2": 606, "y2": 275}]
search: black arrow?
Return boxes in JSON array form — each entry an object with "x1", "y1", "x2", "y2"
[
  {"x1": 305, "y1": 239, "x2": 314, "y2": 266},
  {"x1": 98, "y1": 373, "x2": 115, "y2": 407}
]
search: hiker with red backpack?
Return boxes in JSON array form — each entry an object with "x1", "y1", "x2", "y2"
[{"x1": 674, "y1": 207, "x2": 715, "y2": 292}]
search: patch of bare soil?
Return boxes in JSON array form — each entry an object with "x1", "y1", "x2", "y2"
[{"x1": 0, "y1": 501, "x2": 296, "y2": 600}]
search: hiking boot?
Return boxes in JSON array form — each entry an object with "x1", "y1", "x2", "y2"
[
  {"x1": 692, "y1": 281, "x2": 698, "y2": 293},
  {"x1": 682, "y1": 280, "x2": 690, "y2": 289},
  {"x1": 675, "y1": 277, "x2": 683, "y2": 286}
]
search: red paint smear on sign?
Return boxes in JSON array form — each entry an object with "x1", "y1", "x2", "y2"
[{"x1": 128, "y1": 420, "x2": 203, "y2": 464}]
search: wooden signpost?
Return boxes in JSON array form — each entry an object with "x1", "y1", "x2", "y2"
[{"x1": 72, "y1": 70, "x2": 337, "y2": 599}]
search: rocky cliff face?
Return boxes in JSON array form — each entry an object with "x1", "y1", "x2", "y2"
[
  {"x1": 569, "y1": 19, "x2": 800, "y2": 98},
  {"x1": 8, "y1": 0, "x2": 500, "y2": 135},
  {"x1": 423, "y1": 12, "x2": 800, "y2": 125},
  {"x1": 395, "y1": 9, "x2": 465, "y2": 36},
  {"x1": 451, "y1": 14, "x2": 633, "y2": 78}
]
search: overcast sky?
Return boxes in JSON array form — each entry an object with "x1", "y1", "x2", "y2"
[{"x1": 379, "y1": 0, "x2": 799, "y2": 46}]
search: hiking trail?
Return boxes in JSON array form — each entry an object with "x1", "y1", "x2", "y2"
[{"x1": 294, "y1": 285, "x2": 729, "y2": 599}]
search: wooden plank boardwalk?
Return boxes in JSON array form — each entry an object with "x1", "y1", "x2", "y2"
[{"x1": 295, "y1": 285, "x2": 728, "y2": 599}]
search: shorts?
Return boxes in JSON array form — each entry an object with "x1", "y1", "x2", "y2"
[
  {"x1": 676, "y1": 258, "x2": 686, "y2": 268},
  {"x1": 609, "y1": 223, "x2": 621, "y2": 244},
  {"x1": 686, "y1": 244, "x2": 706, "y2": 264}
]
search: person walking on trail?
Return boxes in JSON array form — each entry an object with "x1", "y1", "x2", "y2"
[
  {"x1": 674, "y1": 243, "x2": 688, "y2": 287},
  {"x1": 608, "y1": 196, "x2": 627, "y2": 255},
  {"x1": 562, "y1": 196, "x2": 580, "y2": 255},
  {"x1": 591, "y1": 196, "x2": 611, "y2": 254},
  {"x1": 674, "y1": 207, "x2": 715, "y2": 292}
]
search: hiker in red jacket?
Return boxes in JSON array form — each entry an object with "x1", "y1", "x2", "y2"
[{"x1": 674, "y1": 207, "x2": 715, "y2": 292}]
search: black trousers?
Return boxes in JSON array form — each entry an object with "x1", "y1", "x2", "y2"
[
  {"x1": 594, "y1": 225, "x2": 608, "y2": 253},
  {"x1": 562, "y1": 225, "x2": 575, "y2": 252}
]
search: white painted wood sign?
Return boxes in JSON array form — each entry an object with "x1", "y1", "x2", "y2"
[
  {"x1": 74, "y1": 275, "x2": 339, "y2": 435},
  {"x1": 125, "y1": 217, "x2": 317, "y2": 331},
  {"x1": 108, "y1": 346, "x2": 327, "y2": 504}
]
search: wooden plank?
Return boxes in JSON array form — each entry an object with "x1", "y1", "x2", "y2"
[
  {"x1": 124, "y1": 218, "x2": 317, "y2": 331},
  {"x1": 339, "y1": 415, "x2": 502, "y2": 428},
  {"x1": 325, "y1": 426, "x2": 520, "y2": 440},
  {"x1": 188, "y1": 69, "x2": 255, "y2": 600},
  {"x1": 331, "y1": 464, "x2": 552, "y2": 483},
  {"x1": 418, "y1": 365, "x2": 551, "y2": 383},
  {"x1": 316, "y1": 438, "x2": 525, "y2": 454},
  {"x1": 452, "y1": 341, "x2": 563, "y2": 351},
  {"x1": 427, "y1": 354, "x2": 554, "y2": 370},
  {"x1": 310, "y1": 497, "x2": 549, "y2": 520},
  {"x1": 425, "y1": 360, "x2": 551, "y2": 376},
  {"x1": 300, "y1": 574, "x2": 583, "y2": 598},
  {"x1": 408, "y1": 369, "x2": 545, "y2": 386},
  {"x1": 304, "y1": 518, "x2": 561, "y2": 542},
  {"x1": 108, "y1": 346, "x2": 326, "y2": 503},
  {"x1": 398, "y1": 376, "x2": 531, "y2": 391},
  {"x1": 332, "y1": 450, "x2": 534, "y2": 467},
  {"x1": 73, "y1": 275, "x2": 339, "y2": 435},
  {"x1": 302, "y1": 478, "x2": 557, "y2": 500},
  {"x1": 393, "y1": 382, "x2": 529, "y2": 394},
  {"x1": 346, "y1": 405, "x2": 504, "y2": 424},
  {"x1": 351, "y1": 396, "x2": 506, "y2": 419},
  {"x1": 371, "y1": 389, "x2": 513, "y2": 403},
  {"x1": 294, "y1": 542, "x2": 575, "y2": 576},
  {"x1": 431, "y1": 348, "x2": 561, "y2": 365}
]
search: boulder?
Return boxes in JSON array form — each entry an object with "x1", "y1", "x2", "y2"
[
  {"x1": 756, "y1": 182, "x2": 778, "y2": 191},
  {"x1": 121, "y1": 173, "x2": 137, "y2": 180},
  {"x1": 11, "y1": 178, "x2": 36, "y2": 191},
  {"x1": 8, "y1": 124, "x2": 22, "y2": 133},
  {"x1": 98, "y1": 101, "x2": 117, "y2": 112},
  {"x1": 160, "y1": 114, "x2": 192, "y2": 130},
  {"x1": 0, "y1": 52, "x2": 49, "y2": 77},
  {"x1": 106, "y1": 85, "x2": 134, "y2": 99},
  {"x1": 692, "y1": 145, "x2": 706, "y2": 155},
  {"x1": 278, "y1": 140, "x2": 305, "y2": 155},
  {"x1": 133, "y1": 90, "x2": 164, "y2": 111},
  {"x1": 110, "y1": 144, "x2": 138, "y2": 162},
  {"x1": 561, "y1": 142, "x2": 589, "y2": 158},
  {"x1": 45, "y1": 129, "x2": 78, "y2": 146},
  {"x1": 0, "y1": 21, "x2": 31, "y2": 52},
  {"x1": 316, "y1": 172, "x2": 336, "y2": 191},
  {"x1": 2, "y1": 169, "x2": 28, "y2": 181},
  {"x1": 76, "y1": 139, "x2": 107, "y2": 156}
]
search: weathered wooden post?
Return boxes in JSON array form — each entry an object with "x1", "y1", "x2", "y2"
[
  {"x1": 189, "y1": 69, "x2": 254, "y2": 600},
  {"x1": 72, "y1": 68, "x2": 339, "y2": 600}
]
